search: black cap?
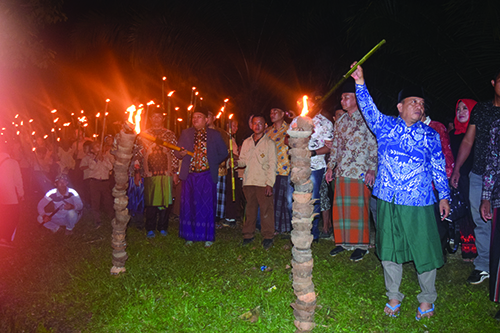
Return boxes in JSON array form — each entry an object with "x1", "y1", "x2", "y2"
[
  {"x1": 341, "y1": 79, "x2": 356, "y2": 94},
  {"x1": 193, "y1": 106, "x2": 209, "y2": 117},
  {"x1": 398, "y1": 86, "x2": 425, "y2": 103}
]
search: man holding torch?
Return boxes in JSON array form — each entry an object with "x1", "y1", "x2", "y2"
[
  {"x1": 176, "y1": 107, "x2": 228, "y2": 247},
  {"x1": 140, "y1": 109, "x2": 179, "y2": 238},
  {"x1": 350, "y1": 63, "x2": 449, "y2": 320}
]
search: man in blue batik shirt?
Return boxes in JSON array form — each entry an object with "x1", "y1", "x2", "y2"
[{"x1": 351, "y1": 62, "x2": 450, "y2": 321}]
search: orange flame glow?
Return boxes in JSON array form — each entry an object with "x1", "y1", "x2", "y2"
[
  {"x1": 32, "y1": 131, "x2": 35, "y2": 135},
  {"x1": 300, "y1": 95, "x2": 309, "y2": 117},
  {"x1": 168, "y1": 91, "x2": 175, "y2": 97},
  {"x1": 229, "y1": 114, "x2": 234, "y2": 120},
  {"x1": 224, "y1": 98, "x2": 229, "y2": 103},
  {"x1": 14, "y1": 114, "x2": 19, "y2": 118},
  {"x1": 187, "y1": 105, "x2": 194, "y2": 111},
  {"x1": 43, "y1": 135, "x2": 48, "y2": 139},
  {"x1": 53, "y1": 118, "x2": 59, "y2": 123},
  {"x1": 106, "y1": 99, "x2": 110, "y2": 103},
  {"x1": 162, "y1": 76, "x2": 166, "y2": 81},
  {"x1": 126, "y1": 105, "x2": 142, "y2": 134},
  {"x1": 51, "y1": 109, "x2": 57, "y2": 114},
  {"x1": 96, "y1": 113, "x2": 100, "y2": 118},
  {"x1": 175, "y1": 107, "x2": 180, "y2": 111},
  {"x1": 147, "y1": 101, "x2": 155, "y2": 106},
  {"x1": 192, "y1": 87, "x2": 196, "y2": 91},
  {"x1": 216, "y1": 112, "x2": 222, "y2": 119},
  {"x1": 177, "y1": 118, "x2": 183, "y2": 122},
  {"x1": 29, "y1": 119, "x2": 33, "y2": 123}
]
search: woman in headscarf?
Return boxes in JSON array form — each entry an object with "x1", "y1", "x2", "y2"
[{"x1": 449, "y1": 99, "x2": 478, "y2": 261}]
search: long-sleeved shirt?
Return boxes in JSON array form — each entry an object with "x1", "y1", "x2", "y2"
[
  {"x1": 356, "y1": 83, "x2": 450, "y2": 206},
  {"x1": 238, "y1": 134, "x2": 277, "y2": 187},
  {"x1": 37, "y1": 187, "x2": 83, "y2": 217},
  {"x1": 328, "y1": 109, "x2": 377, "y2": 178},
  {"x1": 482, "y1": 119, "x2": 500, "y2": 208},
  {"x1": 0, "y1": 153, "x2": 24, "y2": 205}
]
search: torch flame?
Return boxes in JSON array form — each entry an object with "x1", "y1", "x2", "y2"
[
  {"x1": 177, "y1": 118, "x2": 183, "y2": 122},
  {"x1": 127, "y1": 105, "x2": 136, "y2": 124},
  {"x1": 192, "y1": 87, "x2": 196, "y2": 91},
  {"x1": 168, "y1": 91, "x2": 175, "y2": 97},
  {"x1": 147, "y1": 101, "x2": 155, "y2": 106},
  {"x1": 162, "y1": 76, "x2": 166, "y2": 81},
  {"x1": 32, "y1": 147, "x2": 36, "y2": 152},
  {"x1": 224, "y1": 98, "x2": 229, "y2": 103},
  {"x1": 195, "y1": 92, "x2": 199, "y2": 96},
  {"x1": 29, "y1": 119, "x2": 34, "y2": 123},
  {"x1": 43, "y1": 135, "x2": 48, "y2": 139},
  {"x1": 187, "y1": 105, "x2": 193, "y2": 111},
  {"x1": 51, "y1": 109, "x2": 57, "y2": 114},
  {"x1": 14, "y1": 114, "x2": 19, "y2": 118},
  {"x1": 53, "y1": 118, "x2": 59, "y2": 123},
  {"x1": 106, "y1": 99, "x2": 110, "y2": 103},
  {"x1": 96, "y1": 113, "x2": 100, "y2": 118},
  {"x1": 126, "y1": 105, "x2": 142, "y2": 134},
  {"x1": 20, "y1": 121, "x2": 24, "y2": 126},
  {"x1": 229, "y1": 114, "x2": 234, "y2": 120},
  {"x1": 300, "y1": 95, "x2": 309, "y2": 117},
  {"x1": 221, "y1": 106, "x2": 225, "y2": 112},
  {"x1": 175, "y1": 107, "x2": 180, "y2": 111},
  {"x1": 216, "y1": 112, "x2": 222, "y2": 119},
  {"x1": 32, "y1": 131, "x2": 35, "y2": 135}
]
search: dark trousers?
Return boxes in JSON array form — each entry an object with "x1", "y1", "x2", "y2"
[
  {"x1": 145, "y1": 205, "x2": 172, "y2": 232},
  {"x1": 89, "y1": 178, "x2": 114, "y2": 225},
  {"x1": 225, "y1": 173, "x2": 242, "y2": 220},
  {"x1": 242, "y1": 186, "x2": 274, "y2": 240}
]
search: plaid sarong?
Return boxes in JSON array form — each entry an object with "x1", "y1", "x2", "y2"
[
  {"x1": 332, "y1": 177, "x2": 370, "y2": 247},
  {"x1": 273, "y1": 175, "x2": 291, "y2": 233},
  {"x1": 216, "y1": 175, "x2": 226, "y2": 219}
]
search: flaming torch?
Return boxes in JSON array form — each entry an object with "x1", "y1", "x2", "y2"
[
  {"x1": 288, "y1": 95, "x2": 316, "y2": 332},
  {"x1": 166, "y1": 91, "x2": 175, "y2": 130}
]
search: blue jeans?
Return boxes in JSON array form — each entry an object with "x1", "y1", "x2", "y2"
[
  {"x1": 470, "y1": 172, "x2": 491, "y2": 272},
  {"x1": 311, "y1": 168, "x2": 325, "y2": 239}
]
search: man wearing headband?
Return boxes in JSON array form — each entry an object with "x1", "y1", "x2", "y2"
[{"x1": 351, "y1": 63, "x2": 450, "y2": 320}]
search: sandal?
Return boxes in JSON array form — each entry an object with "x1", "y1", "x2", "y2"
[
  {"x1": 385, "y1": 302, "x2": 400, "y2": 317},
  {"x1": 415, "y1": 304, "x2": 434, "y2": 321}
]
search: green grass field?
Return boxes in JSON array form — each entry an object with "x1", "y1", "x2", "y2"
[{"x1": 0, "y1": 200, "x2": 498, "y2": 332}]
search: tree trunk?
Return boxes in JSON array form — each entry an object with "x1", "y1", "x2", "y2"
[
  {"x1": 288, "y1": 116, "x2": 316, "y2": 332},
  {"x1": 109, "y1": 128, "x2": 136, "y2": 275}
]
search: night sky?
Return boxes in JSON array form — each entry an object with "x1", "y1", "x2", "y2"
[{"x1": 1, "y1": 0, "x2": 499, "y2": 137}]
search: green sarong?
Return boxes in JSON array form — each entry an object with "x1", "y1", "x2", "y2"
[
  {"x1": 376, "y1": 199, "x2": 444, "y2": 274},
  {"x1": 144, "y1": 175, "x2": 173, "y2": 207}
]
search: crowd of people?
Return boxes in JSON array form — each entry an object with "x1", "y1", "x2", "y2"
[{"x1": 1, "y1": 63, "x2": 500, "y2": 321}]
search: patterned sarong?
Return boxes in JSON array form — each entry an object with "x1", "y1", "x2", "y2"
[
  {"x1": 332, "y1": 177, "x2": 370, "y2": 247},
  {"x1": 273, "y1": 175, "x2": 291, "y2": 233},
  {"x1": 216, "y1": 175, "x2": 226, "y2": 219},
  {"x1": 179, "y1": 171, "x2": 216, "y2": 242},
  {"x1": 376, "y1": 199, "x2": 444, "y2": 274},
  {"x1": 144, "y1": 175, "x2": 173, "y2": 207}
]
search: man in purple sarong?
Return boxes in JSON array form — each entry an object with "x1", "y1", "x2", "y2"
[{"x1": 176, "y1": 107, "x2": 228, "y2": 247}]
